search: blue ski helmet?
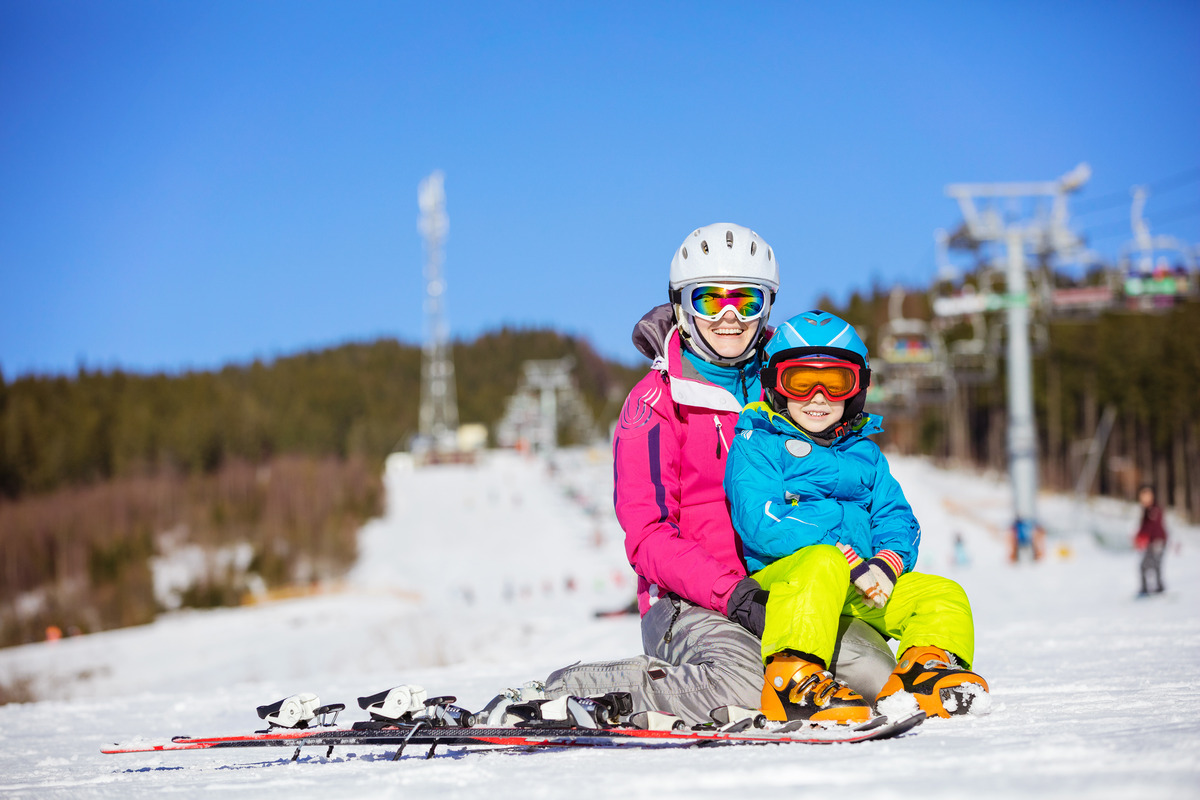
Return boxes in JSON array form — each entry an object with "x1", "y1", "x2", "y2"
[{"x1": 761, "y1": 310, "x2": 872, "y2": 425}]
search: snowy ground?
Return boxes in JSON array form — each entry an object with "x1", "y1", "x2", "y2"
[{"x1": 1, "y1": 448, "x2": 1198, "y2": 799}]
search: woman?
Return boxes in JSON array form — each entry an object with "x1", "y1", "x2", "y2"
[{"x1": 538, "y1": 224, "x2": 896, "y2": 725}]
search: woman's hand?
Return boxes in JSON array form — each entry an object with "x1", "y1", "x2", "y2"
[{"x1": 725, "y1": 577, "x2": 768, "y2": 637}]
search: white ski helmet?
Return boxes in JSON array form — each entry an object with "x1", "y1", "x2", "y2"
[
  {"x1": 668, "y1": 223, "x2": 779, "y2": 365},
  {"x1": 669, "y1": 223, "x2": 779, "y2": 291}
]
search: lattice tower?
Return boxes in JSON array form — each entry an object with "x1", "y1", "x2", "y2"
[{"x1": 417, "y1": 171, "x2": 459, "y2": 450}]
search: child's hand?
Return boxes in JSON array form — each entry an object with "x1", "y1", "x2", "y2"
[
  {"x1": 842, "y1": 549, "x2": 901, "y2": 610},
  {"x1": 852, "y1": 560, "x2": 895, "y2": 609}
]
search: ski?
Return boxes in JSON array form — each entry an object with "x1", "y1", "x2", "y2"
[
  {"x1": 103, "y1": 687, "x2": 924, "y2": 760},
  {"x1": 103, "y1": 715, "x2": 924, "y2": 758}
]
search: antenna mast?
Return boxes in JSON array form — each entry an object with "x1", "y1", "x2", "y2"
[{"x1": 416, "y1": 170, "x2": 459, "y2": 454}]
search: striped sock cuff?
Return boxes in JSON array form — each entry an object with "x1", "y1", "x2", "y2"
[
  {"x1": 836, "y1": 543, "x2": 862, "y2": 565},
  {"x1": 840, "y1": 543, "x2": 868, "y2": 582}
]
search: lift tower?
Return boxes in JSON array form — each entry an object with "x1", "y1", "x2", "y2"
[
  {"x1": 416, "y1": 170, "x2": 459, "y2": 454},
  {"x1": 946, "y1": 163, "x2": 1090, "y2": 557}
]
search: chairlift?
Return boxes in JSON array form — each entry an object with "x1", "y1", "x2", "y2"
[
  {"x1": 877, "y1": 288, "x2": 946, "y2": 374},
  {"x1": 1118, "y1": 186, "x2": 1198, "y2": 311},
  {"x1": 942, "y1": 314, "x2": 997, "y2": 386},
  {"x1": 494, "y1": 358, "x2": 599, "y2": 452},
  {"x1": 874, "y1": 288, "x2": 948, "y2": 408}
]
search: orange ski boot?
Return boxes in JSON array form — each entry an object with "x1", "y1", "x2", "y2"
[
  {"x1": 877, "y1": 645, "x2": 989, "y2": 718},
  {"x1": 761, "y1": 654, "x2": 873, "y2": 725}
]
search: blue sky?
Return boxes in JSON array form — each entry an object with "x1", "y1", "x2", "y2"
[{"x1": 2, "y1": 1, "x2": 1197, "y2": 377}]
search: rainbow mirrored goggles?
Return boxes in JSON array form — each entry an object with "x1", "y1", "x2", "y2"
[
  {"x1": 766, "y1": 358, "x2": 865, "y2": 402},
  {"x1": 682, "y1": 283, "x2": 770, "y2": 322}
]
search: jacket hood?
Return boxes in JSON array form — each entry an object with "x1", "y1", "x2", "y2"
[{"x1": 632, "y1": 304, "x2": 675, "y2": 361}]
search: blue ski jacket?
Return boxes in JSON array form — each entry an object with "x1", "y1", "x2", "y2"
[{"x1": 723, "y1": 402, "x2": 921, "y2": 574}]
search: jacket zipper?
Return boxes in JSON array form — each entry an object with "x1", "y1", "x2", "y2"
[{"x1": 713, "y1": 415, "x2": 730, "y2": 458}]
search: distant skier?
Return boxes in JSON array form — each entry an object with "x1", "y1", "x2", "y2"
[
  {"x1": 952, "y1": 532, "x2": 970, "y2": 568},
  {"x1": 724, "y1": 310, "x2": 990, "y2": 721},
  {"x1": 1134, "y1": 484, "x2": 1168, "y2": 596},
  {"x1": 528, "y1": 224, "x2": 895, "y2": 726}
]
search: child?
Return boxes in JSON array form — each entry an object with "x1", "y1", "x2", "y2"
[
  {"x1": 1134, "y1": 484, "x2": 1168, "y2": 596},
  {"x1": 724, "y1": 310, "x2": 989, "y2": 723}
]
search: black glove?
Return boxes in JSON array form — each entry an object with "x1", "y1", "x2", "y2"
[{"x1": 725, "y1": 577, "x2": 769, "y2": 638}]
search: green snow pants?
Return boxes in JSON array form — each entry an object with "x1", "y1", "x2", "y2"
[{"x1": 751, "y1": 544, "x2": 975, "y2": 670}]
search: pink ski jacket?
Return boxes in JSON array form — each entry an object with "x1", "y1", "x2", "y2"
[{"x1": 614, "y1": 307, "x2": 759, "y2": 616}]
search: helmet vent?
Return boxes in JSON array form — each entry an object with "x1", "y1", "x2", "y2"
[
  {"x1": 726, "y1": 230, "x2": 734, "y2": 248},
  {"x1": 701, "y1": 240, "x2": 709, "y2": 255},
  {"x1": 750, "y1": 242, "x2": 757, "y2": 256},
  {"x1": 681, "y1": 246, "x2": 688, "y2": 260},
  {"x1": 768, "y1": 247, "x2": 773, "y2": 262}
]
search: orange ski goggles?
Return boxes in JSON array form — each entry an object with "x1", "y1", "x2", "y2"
[{"x1": 768, "y1": 358, "x2": 865, "y2": 402}]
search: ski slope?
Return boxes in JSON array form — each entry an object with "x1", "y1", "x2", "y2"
[{"x1": 1, "y1": 448, "x2": 1197, "y2": 799}]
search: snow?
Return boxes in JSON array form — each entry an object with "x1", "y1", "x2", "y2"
[
  {"x1": 1, "y1": 448, "x2": 1198, "y2": 798},
  {"x1": 150, "y1": 531, "x2": 257, "y2": 611}
]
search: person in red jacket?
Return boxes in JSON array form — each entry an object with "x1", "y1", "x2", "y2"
[{"x1": 1134, "y1": 485, "x2": 1168, "y2": 596}]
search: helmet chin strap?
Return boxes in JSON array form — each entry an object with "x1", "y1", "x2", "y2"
[
  {"x1": 675, "y1": 305, "x2": 763, "y2": 367},
  {"x1": 765, "y1": 387, "x2": 867, "y2": 444},
  {"x1": 815, "y1": 414, "x2": 861, "y2": 442}
]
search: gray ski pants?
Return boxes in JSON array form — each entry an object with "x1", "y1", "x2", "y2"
[
  {"x1": 1140, "y1": 541, "x2": 1166, "y2": 594},
  {"x1": 544, "y1": 595, "x2": 897, "y2": 726}
]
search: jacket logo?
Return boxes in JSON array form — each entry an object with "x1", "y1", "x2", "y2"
[
  {"x1": 785, "y1": 439, "x2": 812, "y2": 458},
  {"x1": 619, "y1": 386, "x2": 661, "y2": 430}
]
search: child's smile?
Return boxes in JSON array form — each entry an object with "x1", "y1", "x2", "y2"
[{"x1": 787, "y1": 392, "x2": 846, "y2": 435}]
